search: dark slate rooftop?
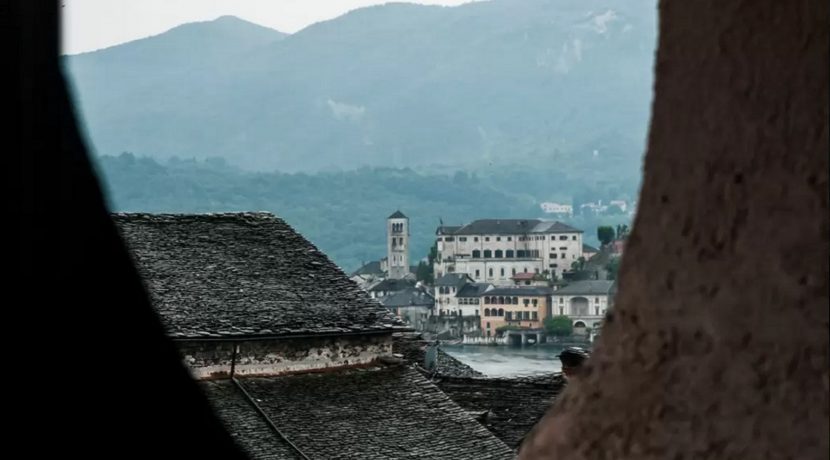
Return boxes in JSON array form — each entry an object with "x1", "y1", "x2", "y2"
[
  {"x1": 113, "y1": 213, "x2": 402, "y2": 339},
  {"x1": 436, "y1": 225, "x2": 461, "y2": 235},
  {"x1": 236, "y1": 365, "x2": 514, "y2": 459},
  {"x1": 582, "y1": 243, "x2": 599, "y2": 253},
  {"x1": 481, "y1": 286, "x2": 554, "y2": 297},
  {"x1": 350, "y1": 260, "x2": 384, "y2": 276},
  {"x1": 201, "y1": 380, "x2": 303, "y2": 460},
  {"x1": 432, "y1": 374, "x2": 565, "y2": 450},
  {"x1": 553, "y1": 280, "x2": 616, "y2": 296},
  {"x1": 444, "y1": 219, "x2": 582, "y2": 236},
  {"x1": 434, "y1": 272, "x2": 472, "y2": 287},
  {"x1": 392, "y1": 333, "x2": 484, "y2": 378},
  {"x1": 388, "y1": 210, "x2": 408, "y2": 219},
  {"x1": 380, "y1": 287, "x2": 435, "y2": 308},
  {"x1": 368, "y1": 278, "x2": 415, "y2": 293},
  {"x1": 457, "y1": 282, "x2": 493, "y2": 298}
]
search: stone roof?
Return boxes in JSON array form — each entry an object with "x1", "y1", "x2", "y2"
[
  {"x1": 225, "y1": 365, "x2": 514, "y2": 459},
  {"x1": 434, "y1": 273, "x2": 472, "y2": 287},
  {"x1": 553, "y1": 280, "x2": 616, "y2": 296},
  {"x1": 444, "y1": 219, "x2": 582, "y2": 236},
  {"x1": 380, "y1": 287, "x2": 435, "y2": 308},
  {"x1": 481, "y1": 286, "x2": 553, "y2": 297},
  {"x1": 392, "y1": 333, "x2": 484, "y2": 378},
  {"x1": 113, "y1": 213, "x2": 402, "y2": 339},
  {"x1": 388, "y1": 210, "x2": 408, "y2": 219},
  {"x1": 436, "y1": 225, "x2": 462, "y2": 235},
  {"x1": 368, "y1": 278, "x2": 415, "y2": 293},
  {"x1": 432, "y1": 374, "x2": 565, "y2": 450},
  {"x1": 351, "y1": 260, "x2": 384, "y2": 276},
  {"x1": 457, "y1": 282, "x2": 492, "y2": 297},
  {"x1": 202, "y1": 380, "x2": 303, "y2": 459}
]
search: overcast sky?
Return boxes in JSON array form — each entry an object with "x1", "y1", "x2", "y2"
[{"x1": 62, "y1": 0, "x2": 477, "y2": 54}]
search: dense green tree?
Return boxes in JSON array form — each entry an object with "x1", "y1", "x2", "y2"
[
  {"x1": 597, "y1": 226, "x2": 615, "y2": 245},
  {"x1": 544, "y1": 315, "x2": 573, "y2": 337}
]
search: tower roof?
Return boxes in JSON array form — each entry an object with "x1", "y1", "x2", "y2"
[{"x1": 388, "y1": 210, "x2": 408, "y2": 219}]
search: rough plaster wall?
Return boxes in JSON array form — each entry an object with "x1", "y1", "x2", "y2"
[
  {"x1": 519, "y1": 1, "x2": 828, "y2": 459},
  {"x1": 178, "y1": 335, "x2": 393, "y2": 379}
]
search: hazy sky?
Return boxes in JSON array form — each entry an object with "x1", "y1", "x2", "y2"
[{"x1": 62, "y1": 0, "x2": 477, "y2": 54}]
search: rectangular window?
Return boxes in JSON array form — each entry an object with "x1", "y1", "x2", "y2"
[
  {"x1": 532, "y1": 299, "x2": 538, "y2": 306},
  {"x1": 474, "y1": 237, "x2": 479, "y2": 242},
  {"x1": 505, "y1": 312, "x2": 512, "y2": 321},
  {"x1": 507, "y1": 236, "x2": 512, "y2": 241},
  {"x1": 459, "y1": 237, "x2": 467, "y2": 242},
  {"x1": 523, "y1": 311, "x2": 530, "y2": 320},
  {"x1": 496, "y1": 237, "x2": 501, "y2": 241},
  {"x1": 475, "y1": 269, "x2": 480, "y2": 278},
  {"x1": 595, "y1": 297, "x2": 600, "y2": 303},
  {"x1": 559, "y1": 235, "x2": 568, "y2": 240},
  {"x1": 532, "y1": 312, "x2": 538, "y2": 320},
  {"x1": 559, "y1": 307, "x2": 564, "y2": 315},
  {"x1": 437, "y1": 237, "x2": 443, "y2": 241},
  {"x1": 486, "y1": 322, "x2": 490, "y2": 329},
  {"x1": 485, "y1": 237, "x2": 490, "y2": 242},
  {"x1": 561, "y1": 253, "x2": 566, "y2": 259},
  {"x1": 551, "y1": 253, "x2": 557, "y2": 259},
  {"x1": 572, "y1": 235, "x2": 577, "y2": 240},
  {"x1": 500, "y1": 268, "x2": 505, "y2": 277},
  {"x1": 445, "y1": 237, "x2": 454, "y2": 242},
  {"x1": 559, "y1": 297, "x2": 564, "y2": 303},
  {"x1": 488, "y1": 268, "x2": 493, "y2": 277}
]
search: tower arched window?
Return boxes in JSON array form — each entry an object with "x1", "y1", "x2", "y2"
[
  {"x1": 484, "y1": 308, "x2": 491, "y2": 317},
  {"x1": 495, "y1": 250, "x2": 503, "y2": 258},
  {"x1": 472, "y1": 250, "x2": 481, "y2": 258},
  {"x1": 498, "y1": 308, "x2": 504, "y2": 317},
  {"x1": 484, "y1": 297, "x2": 490, "y2": 304},
  {"x1": 484, "y1": 250, "x2": 492, "y2": 258},
  {"x1": 506, "y1": 250, "x2": 514, "y2": 258},
  {"x1": 498, "y1": 296, "x2": 505, "y2": 304}
]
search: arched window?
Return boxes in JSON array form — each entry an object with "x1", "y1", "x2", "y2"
[
  {"x1": 506, "y1": 250, "x2": 514, "y2": 258},
  {"x1": 484, "y1": 308, "x2": 491, "y2": 316},
  {"x1": 498, "y1": 308, "x2": 504, "y2": 316},
  {"x1": 498, "y1": 296, "x2": 505, "y2": 304},
  {"x1": 495, "y1": 250, "x2": 503, "y2": 258},
  {"x1": 484, "y1": 297, "x2": 490, "y2": 304},
  {"x1": 472, "y1": 249, "x2": 481, "y2": 258},
  {"x1": 490, "y1": 296, "x2": 497, "y2": 304},
  {"x1": 483, "y1": 250, "x2": 492, "y2": 258},
  {"x1": 512, "y1": 297, "x2": 519, "y2": 305}
]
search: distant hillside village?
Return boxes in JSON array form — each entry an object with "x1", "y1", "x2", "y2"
[{"x1": 351, "y1": 211, "x2": 627, "y2": 345}]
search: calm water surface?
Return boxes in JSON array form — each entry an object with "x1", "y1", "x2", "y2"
[{"x1": 441, "y1": 344, "x2": 569, "y2": 377}]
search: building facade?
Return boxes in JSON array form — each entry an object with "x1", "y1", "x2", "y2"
[
  {"x1": 479, "y1": 287, "x2": 553, "y2": 337},
  {"x1": 550, "y1": 280, "x2": 616, "y2": 333},
  {"x1": 435, "y1": 219, "x2": 584, "y2": 284}
]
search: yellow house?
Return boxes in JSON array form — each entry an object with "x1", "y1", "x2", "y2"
[{"x1": 479, "y1": 287, "x2": 552, "y2": 337}]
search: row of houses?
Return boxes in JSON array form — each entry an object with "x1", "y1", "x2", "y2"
[
  {"x1": 351, "y1": 211, "x2": 616, "y2": 339},
  {"x1": 371, "y1": 273, "x2": 615, "y2": 338}
]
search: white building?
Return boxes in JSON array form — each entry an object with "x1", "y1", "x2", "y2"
[
  {"x1": 540, "y1": 202, "x2": 574, "y2": 216},
  {"x1": 435, "y1": 219, "x2": 584, "y2": 285},
  {"x1": 551, "y1": 280, "x2": 616, "y2": 333},
  {"x1": 433, "y1": 273, "x2": 491, "y2": 317}
]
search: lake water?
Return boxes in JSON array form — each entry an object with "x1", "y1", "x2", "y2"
[{"x1": 441, "y1": 344, "x2": 568, "y2": 377}]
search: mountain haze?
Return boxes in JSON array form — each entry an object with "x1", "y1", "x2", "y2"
[{"x1": 65, "y1": 0, "x2": 657, "y2": 175}]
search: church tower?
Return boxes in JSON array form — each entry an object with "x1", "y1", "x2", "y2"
[{"x1": 387, "y1": 210, "x2": 409, "y2": 279}]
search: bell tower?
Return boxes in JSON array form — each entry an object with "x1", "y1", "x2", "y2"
[{"x1": 387, "y1": 210, "x2": 409, "y2": 279}]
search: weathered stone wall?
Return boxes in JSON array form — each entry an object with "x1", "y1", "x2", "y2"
[
  {"x1": 519, "y1": 0, "x2": 828, "y2": 459},
  {"x1": 178, "y1": 334, "x2": 393, "y2": 379}
]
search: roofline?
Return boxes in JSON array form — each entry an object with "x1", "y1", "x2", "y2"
[{"x1": 169, "y1": 327, "x2": 413, "y2": 343}]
